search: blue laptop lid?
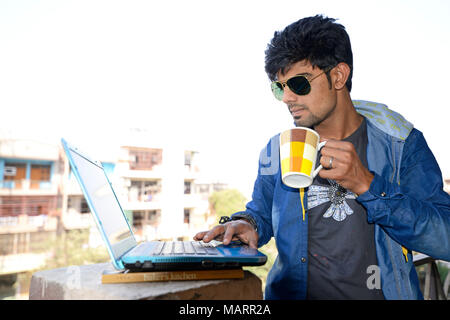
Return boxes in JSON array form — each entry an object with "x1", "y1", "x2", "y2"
[{"x1": 61, "y1": 138, "x2": 137, "y2": 270}]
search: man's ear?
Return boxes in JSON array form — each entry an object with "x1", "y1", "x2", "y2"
[{"x1": 332, "y1": 62, "x2": 351, "y2": 91}]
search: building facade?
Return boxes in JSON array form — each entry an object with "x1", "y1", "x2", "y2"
[{"x1": 0, "y1": 133, "x2": 223, "y2": 276}]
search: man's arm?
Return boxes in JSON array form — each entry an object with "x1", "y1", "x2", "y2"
[
  {"x1": 357, "y1": 130, "x2": 450, "y2": 261},
  {"x1": 231, "y1": 169, "x2": 275, "y2": 247}
]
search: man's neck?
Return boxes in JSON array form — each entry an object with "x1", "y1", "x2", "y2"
[{"x1": 314, "y1": 93, "x2": 363, "y2": 141}]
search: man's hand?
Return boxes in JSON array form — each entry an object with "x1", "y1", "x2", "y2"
[
  {"x1": 193, "y1": 219, "x2": 259, "y2": 249},
  {"x1": 318, "y1": 139, "x2": 374, "y2": 195}
]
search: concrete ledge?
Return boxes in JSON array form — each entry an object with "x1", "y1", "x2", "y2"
[{"x1": 29, "y1": 263, "x2": 263, "y2": 300}]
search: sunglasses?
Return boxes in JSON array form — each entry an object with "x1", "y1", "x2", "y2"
[{"x1": 270, "y1": 67, "x2": 333, "y2": 101}]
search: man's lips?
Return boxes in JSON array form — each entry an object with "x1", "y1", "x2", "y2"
[{"x1": 290, "y1": 108, "x2": 306, "y2": 118}]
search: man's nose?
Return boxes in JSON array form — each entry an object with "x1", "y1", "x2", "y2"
[{"x1": 282, "y1": 85, "x2": 299, "y2": 104}]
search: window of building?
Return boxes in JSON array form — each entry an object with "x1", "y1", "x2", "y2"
[
  {"x1": 184, "y1": 151, "x2": 192, "y2": 167},
  {"x1": 30, "y1": 164, "x2": 51, "y2": 189},
  {"x1": 24, "y1": 196, "x2": 57, "y2": 216},
  {"x1": 132, "y1": 210, "x2": 160, "y2": 229},
  {"x1": 0, "y1": 232, "x2": 33, "y2": 255},
  {"x1": 129, "y1": 180, "x2": 161, "y2": 202},
  {"x1": 133, "y1": 211, "x2": 145, "y2": 229},
  {"x1": 67, "y1": 196, "x2": 90, "y2": 214},
  {"x1": 196, "y1": 184, "x2": 210, "y2": 194},
  {"x1": 184, "y1": 208, "x2": 191, "y2": 224},
  {"x1": 128, "y1": 148, "x2": 162, "y2": 170},
  {"x1": 3, "y1": 162, "x2": 26, "y2": 189},
  {"x1": 80, "y1": 198, "x2": 90, "y2": 213},
  {"x1": 184, "y1": 181, "x2": 191, "y2": 194},
  {"x1": 30, "y1": 164, "x2": 50, "y2": 181},
  {"x1": 16, "y1": 232, "x2": 29, "y2": 254},
  {"x1": 0, "y1": 234, "x2": 14, "y2": 255}
]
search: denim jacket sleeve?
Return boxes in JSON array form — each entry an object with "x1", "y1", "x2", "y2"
[
  {"x1": 232, "y1": 137, "x2": 277, "y2": 247},
  {"x1": 357, "y1": 129, "x2": 450, "y2": 261}
]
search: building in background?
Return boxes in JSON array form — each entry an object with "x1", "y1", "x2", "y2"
[
  {"x1": 0, "y1": 136, "x2": 64, "y2": 277},
  {"x1": 0, "y1": 130, "x2": 225, "y2": 281}
]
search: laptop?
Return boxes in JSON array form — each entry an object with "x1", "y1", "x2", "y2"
[{"x1": 61, "y1": 138, "x2": 267, "y2": 272}]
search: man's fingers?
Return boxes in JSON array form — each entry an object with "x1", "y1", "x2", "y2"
[
  {"x1": 222, "y1": 224, "x2": 236, "y2": 245},
  {"x1": 194, "y1": 221, "x2": 259, "y2": 249},
  {"x1": 193, "y1": 231, "x2": 207, "y2": 241},
  {"x1": 318, "y1": 166, "x2": 337, "y2": 179},
  {"x1": 198, "y1": 225, "x2": 225, "y2": 242},
  {"x1": 320, "y1": 155, "x2": 332, "y2": 169},
  {"x1": 246, "y1": 234, "x2": 258, "y2": 249},
  {"x1": 227, "y1": 221, "x2": 259, "y2": 249},
  {"x1": 320, "y1": 154, "x2": 345, "y2": 170},
  {"x1": 320, "y1": 139, "x2": 353, "y2": 151},
  {"x1": 320, "y1": 147, "x2": 346, "y2": 163}
]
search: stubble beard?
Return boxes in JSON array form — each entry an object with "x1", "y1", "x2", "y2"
[
  {"x1": 291, "y1": 103, "x2": 336, "y2": 129},
  {"x1": 291, "y1": 106, "x2": 322, "y2": 128},
  {"x1": 294, "y1": 114, "x2": 321, "y2": 128}
]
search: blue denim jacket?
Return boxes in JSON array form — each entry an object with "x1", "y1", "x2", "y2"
[{"x1": 234, "y1": 100, "x2": 450, "y2": 300}]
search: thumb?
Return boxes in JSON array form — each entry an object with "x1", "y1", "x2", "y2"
[
  {"x1": 243, "y1": 232, "x2": 258, "y2": 249},
  {"x1": 248, "y1": 238, "x2": 258, "y2": 249}
]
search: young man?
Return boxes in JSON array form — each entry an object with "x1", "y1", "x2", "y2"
[{"x1": 194, "y1": 15, "x2": 450, "y2": 299}]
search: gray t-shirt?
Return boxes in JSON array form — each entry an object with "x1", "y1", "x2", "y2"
[{"x1": 306, "y1": 117, "x2": 384, "y2": 300}]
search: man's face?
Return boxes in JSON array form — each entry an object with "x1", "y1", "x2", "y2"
[{"x1": 276, "y1": 60, "x2": 336, "y2": 128}]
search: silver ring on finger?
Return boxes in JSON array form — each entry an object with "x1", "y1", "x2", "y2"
[{"x1": 328, "y1": 156, "x2": 334, "y2": 169}]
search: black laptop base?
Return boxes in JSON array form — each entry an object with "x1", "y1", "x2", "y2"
[{"x1": 123, "y1": 259, "x2": 266, "y2": 272}]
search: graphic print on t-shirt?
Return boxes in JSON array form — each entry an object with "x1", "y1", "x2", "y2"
[{"x1": 307, "y1": 179, "x2": 357, "y2": 221}]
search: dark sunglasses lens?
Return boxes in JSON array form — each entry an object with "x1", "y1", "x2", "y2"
[{"x1": 287, "y1": 76, "x2": 311, "y2": 95}]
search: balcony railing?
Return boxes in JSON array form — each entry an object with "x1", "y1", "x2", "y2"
[
  {"x1": 0, "y1": 179, "x2": 54, "y2": 191},
  {"x1": 414, "y1": 253, "x2": 449, "y2": 300},
  {"x1": 127, "y1": 192, "x2": 162, "y2": 203},
  {"x1": 0, "y1": 214, "x2": 58, "y2": 233},
  {"x1": 0, "y1": 215, "x2": 19, "y2": 227}
]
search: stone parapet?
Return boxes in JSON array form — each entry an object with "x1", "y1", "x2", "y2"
[{"x1": 29, "y1": 263, "x2": 263, "y2": 300}]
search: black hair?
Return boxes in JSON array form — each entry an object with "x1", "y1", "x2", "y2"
[{"x1": 265, "y1": 14, "x2": 353, "y2": 92}]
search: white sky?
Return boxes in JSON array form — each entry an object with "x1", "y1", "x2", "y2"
[{"x1": 1, "y1": 0, "x2": 449, "y2": 199}]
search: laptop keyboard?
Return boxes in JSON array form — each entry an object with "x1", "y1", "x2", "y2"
[{"x1": 129, "y1": 241, "x2": 220, "y2": 256}]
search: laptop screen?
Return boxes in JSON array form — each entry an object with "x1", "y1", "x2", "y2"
[{"x1": 68, "y1": 148, "x2": 136, "y2": 259}]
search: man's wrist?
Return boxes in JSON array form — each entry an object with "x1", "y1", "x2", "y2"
[
  {"x1": 220, "y1": 213, "x2": 258, "y2": 231},
  {"x1": 354, "y1": 170, "x2": 374, "y2": 196}
]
